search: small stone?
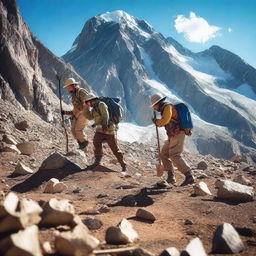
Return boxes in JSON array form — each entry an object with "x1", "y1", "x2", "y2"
[
  {"x1": 14, "y1": 162, "x2": 34, "y2": 175},
  {"x1": 2, "y1": 134, "x2": 17, "y2": 145},
  {"x1": 44, "y1": 178, "x2": 67, "y2": 193},
  {"x1": 136, "y1": 208, "x2": 156, "y2": 222},
  {"x1": 184, "y1": 219, "x2": 193, "y2": 225},
  {"x1": 16, "y1": 142, "x2": 36, "y2": 155},
  {"x1": 197, "y1": 161, "x2": 208, "y2": 170},
  {"x1": 14, "y1": 120, "x2": 29, "y2": 131},
  {"x1": 82, "y1": 217, "x2": 103, "y2": 230},
  {"x1": 193, "y1": 182, "x2": 212, "y2": 196},
  {"x1": 105, "y1": 218, "x2": 138, "y2": 245}
]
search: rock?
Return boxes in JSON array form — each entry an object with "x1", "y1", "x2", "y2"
[
  {"x1": 229, "y1": 155, "x2": 247, "y2": 163},
  {"x1": 105, "y1": 218, "x2": 139, "y2": 245},
  {"x1": 181, "y1": 237, "x2": 207, "y2": 256},
  {"x1": 2, "y1": 134, "x2": 17, "y2": 145},
  {"x1": 212, "y1": 222, "x2": 244, "y2": 254},
  {"x1": 0, "y1": 225, "x2": 42, "y2": 256},
  {"x1": 0, "y1": 197, "x2": 42, "y2": 233},
  {"x1": 0, "y1": 143, "x2": 21, "y2": 154},
  {"x1": 193, "y1": 182, "x2": 212, "y2": 196},
  {"x1": 184, "y1": 219, "x2": 193, "y2": 225},
  {"x1": 40, "y1": 198, "x2": 75, "y2": 227},
  {"x1": 16, "y1": 141, "x2": 36, "y2": 155},
  {"x1": 55, "y1": 224, "x2": 100, "y2": 256},
  {"x1": 233, "y1": 175, "x2": 252, "y2": 186},
  {"x1": 82, "y1": 217, "x2": 103, "y2": 230},
  {"x1": 40, "y1": 153, "x2": 68, "y2": 170},
  {"x1": 14, "y1": 162, "x2": 34, "y2": 175},
  {"x1": 0, "y1": 192, "x2": 19, "y2": 218},
  {"x1": 216, "y1": 179, "x2": 254, "y2": 202},
  {"x1": 43, "y1": 178, "x2": 67, "y2": 193},
  {"x1": 14, "y1": 120, "x2": 29, "y2": 131},
  {"x1": 160, "y1": 247, "x2": 180, "y2": 256},
  {"x1": 197, "y1": 161, "x2": 208, "y2": 170},
  {"x1": 42, "y1": 241, "x2": 53, "y2": 254},
  {"x1": 136, "y1": 208, "x2": 156, "y2": 222}
]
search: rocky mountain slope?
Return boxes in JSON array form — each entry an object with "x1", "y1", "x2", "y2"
[
  {"x1": 0, "y1": 98, "x2": 255, "y2": 256},
  {"x1": 63, "y1": 11, "x2": 256, "y2": 162},
  {"x1": 0, "y1": 0, "x2": 90, "y2": 123}
]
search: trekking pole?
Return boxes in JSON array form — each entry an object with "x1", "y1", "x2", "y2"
[
  {"x1": 154, "y1": 111, "x2": 164, "y2": 176},
  {"x1": 56, "y1": 74, "x2": 69, "y2": 153}
]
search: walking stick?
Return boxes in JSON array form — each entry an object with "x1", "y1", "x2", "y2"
[
  {"x1": 154, "y1": 111, "x2": 164, "y2": 177},
  {"x1": 56, "y1": 74, "x2": 69, "y2": 153}
]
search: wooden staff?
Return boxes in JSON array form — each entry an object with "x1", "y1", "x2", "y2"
[{"x1": 56, "y1": 74, "x2": 69, "y2": 153}]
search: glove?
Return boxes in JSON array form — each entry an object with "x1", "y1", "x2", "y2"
[
  {"x1": 152, "y1": 117, "x2": 157, "y2": 124},
  {"x1": 102, "y1": 124, "x2": 108, "y2": 132},
  {"x1": 62, "y1": 110, "x2": 73, "y2": 115}
]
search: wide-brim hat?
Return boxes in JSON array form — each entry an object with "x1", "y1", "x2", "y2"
[
  {"x1": 63, "y1": 78, "x2": 79, "y2": 88},
  {"x1": 85, "y1": 92, "x2": 98, "y2": 102},
  {"x1": 150, "y1": 93, "x2": 166, "y2": 107}
]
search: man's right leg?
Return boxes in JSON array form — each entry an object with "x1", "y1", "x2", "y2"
[
  {"x1": 92, "y1": 132, "x2": 104, "y2": 166},
  {"x1": 160, "y1": 140, "x2": 176, "y2": 184}
]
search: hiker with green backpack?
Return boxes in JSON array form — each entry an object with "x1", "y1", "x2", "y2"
[
  {"x1": 151, "y1": 93, "x2": 195, "y2": 186},
  {"x1": 83, "y1": 92, "x2": 127, "y2": 172}
]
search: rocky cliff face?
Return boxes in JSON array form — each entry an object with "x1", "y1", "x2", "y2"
[
  {"x1": 201, "y1": 45, "x2": 256, "y2": 93},
  {"x1": 0, "y1": 0, "x2": 90, "y2": 122},
  {"x1": 63, "y1": 11, "x2": 256, "y2": 162}
]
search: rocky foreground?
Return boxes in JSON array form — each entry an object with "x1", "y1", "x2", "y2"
[{"x1": 0, "y1": 100, "x2": 255, "y2": 256}]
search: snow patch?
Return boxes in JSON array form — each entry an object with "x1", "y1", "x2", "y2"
[{"x1": 233, "y1": 83, "x2": 256, "y2": 101}]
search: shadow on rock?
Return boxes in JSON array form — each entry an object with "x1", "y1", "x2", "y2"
[{"x1": 11, "y1": 160, "x2": 82, "y2": 193}]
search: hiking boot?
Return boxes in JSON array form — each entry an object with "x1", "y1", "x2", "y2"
[
  {"x1": 180, "y1": 172, "x2": 195, "y2": 186},
  {"x1": 78, "y1": 140, "x2": 88, "y2": 151},
  {"x1": 166, "y1": 171, "x2": 176, "y2": 185}
]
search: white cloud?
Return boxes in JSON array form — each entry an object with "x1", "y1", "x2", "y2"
[
  {"x1": 174, "y1": 12, "x2": 222, "y2": 43},
  {"x1": 228, "y1": 27, "x2": 233, "y2": 33}
]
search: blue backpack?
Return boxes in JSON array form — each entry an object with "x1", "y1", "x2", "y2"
[
  {"x1": 175, "y1": 103, "x2": 193, "y2": 135},
  {"x1": 98, "y1": 96, "x2": 123, "y2": 124}
]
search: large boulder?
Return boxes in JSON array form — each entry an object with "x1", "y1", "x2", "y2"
[
  {"x1": 40, "y1": 153, "x2": 68, "y2": 170},
  {"x1": 136, "y1": 208, "x2": 156, "y2": 222},
  {"x1": 212, "y1": 223, "x2": 244, "y2": 254},
  {"x1": 40, "y1": 198, "x2": 75, "y2": 227},
  {"x1": 216, "y1": 179, "x2": 254, "y2": 202},
  {"x1": 0, "y1": 195, "x2": 42, "y2": 233},
  {"x1": 0, "y1": 225, "x2": 42, "y2": 256}
]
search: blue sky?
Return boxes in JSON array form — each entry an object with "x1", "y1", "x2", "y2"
[{"x1": 17, "y1": 0, "x2": 256, "y2": 68}]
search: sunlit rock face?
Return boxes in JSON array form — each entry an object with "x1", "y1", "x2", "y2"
[{"x1": 0, "y1": 0, "x2": 90, "y2": 122}]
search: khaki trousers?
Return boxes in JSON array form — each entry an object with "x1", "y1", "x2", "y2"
[
  {"x1": 93, "y1": 132, "x2": 126, "y2": 168},
  {"x1": 71, "y1": 112, "x2": 88, "y2": 143},
  {"x1": 160, "y1": 131, "x2": 190, "y2": 174}
]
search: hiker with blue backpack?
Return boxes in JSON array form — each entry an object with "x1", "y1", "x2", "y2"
[
  {"x1": 83, "y1": 92, "x2": 127, "y2": 172},
  {"x1": 151, "y1": 93, "x2": 195, "y2": 186}
]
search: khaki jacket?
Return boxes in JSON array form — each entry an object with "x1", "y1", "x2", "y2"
[
  {"x1": 83, "y1": 100, "x2": 117, "y2": 134},
  {"x1": 71, "y1": 88, "x2": 88, "y2": 117}
]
